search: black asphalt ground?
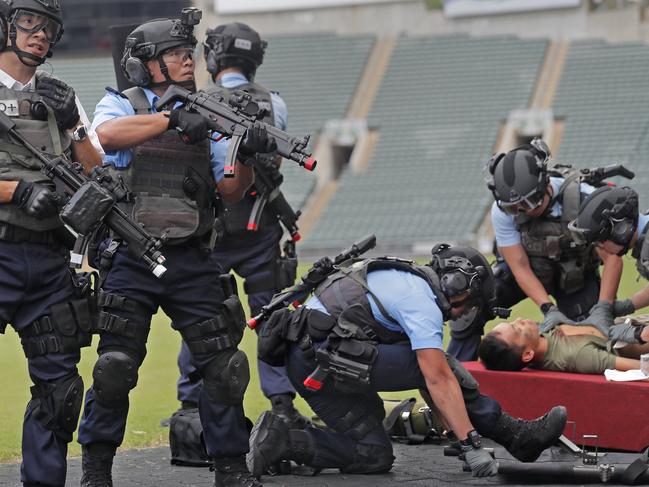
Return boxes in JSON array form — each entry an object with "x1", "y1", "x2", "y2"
[{"x1": 1, "y1": 440, "x2": 646, "y2": 487}]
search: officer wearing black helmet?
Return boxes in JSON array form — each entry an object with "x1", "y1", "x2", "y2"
[
  {"x1": 569, "y1": 185, "x2": 649, "y2": 322},
  {"x1": 447, "y1": 139, "x2": 623, "y2": 361},
  {"x1": 75, "y1": 9, "x2": 269, "y2": 487},
  {"x1": 248, "y1": 244, "x2": 567, "y2": 478},
  {"x1": 0, "y1": 1, "x2": 103, "y2": 485},
  {"x1": 170, "y1": 22, "x2": 307, "y2": 451}
]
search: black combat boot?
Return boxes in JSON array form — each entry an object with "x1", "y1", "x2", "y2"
[
  {"x1": 247, "y1": 411, "x2": 315, "y2": 478},
  {"x1": 80, "y1": 442, "x2": 116, "y2": 487},
  {"x1": 489, "y1": 405, "x2": 567, "y2": 462},
  {"x1": 213, "y1": 456, "x2": 262, "y2": 487},
  {"x1": 269, "y1": 393, "x2": 312, "y2": 429}
]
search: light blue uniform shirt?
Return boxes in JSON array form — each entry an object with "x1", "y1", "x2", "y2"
[
  {"x1": 210, "y1": 73, "x2": 287, "y2": 166},
  {"x1": 639, "y1": 213, "x2": 649, "y2": 236},
  {"x1": 306, "y1": 269, "x2": 445, "y2": 351},
  {"x1": 492, "y1": 177, "x2": 596, "y2": 248},
  {"x1": 91, "y1": 87, "x2": 226, "y2": 182}
]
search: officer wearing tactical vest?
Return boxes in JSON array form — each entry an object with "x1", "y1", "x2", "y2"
[
  {"x1": 447, "y1": 139, "x2": 623, "y2": 361},
  {"x1": 248, "y1": 245, "x2": 568, "y2": 478},
  {"x1": 75, "y1": 10, "x2": 270, "y2": 487},
  {"x1": 568, "y1": 185, "x2": 649, "y2": 323},
  {"x1": 0, "y1": 1, "x2": 103, "y2": 485},
  {"x1": 170, "y1": 23, "x2": 307, "y2": 454}
]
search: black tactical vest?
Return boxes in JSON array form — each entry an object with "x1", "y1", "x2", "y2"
[
  {"x1": 632, "y1": 218, "x2": 649, "y2": 281},
  {"x1": 514, "y1": 174, "x2": 598, "y2": 292},
  {"x1": 0, "y1": 81, "x2": 71, "y2": 231},
  {"x1": 111, "y1": 87, "x2": 216, "y2": 244},
  {"x1": 204, "y1": 81, "x2": 280, "y2": 236},
  {"x1": 313, "y1": 257, "x2": 450, "y2": 345}
]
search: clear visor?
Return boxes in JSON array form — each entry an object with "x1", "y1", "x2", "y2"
[
  {"x1": 161, "y1": 45, "x2": 196, "y2": 64},
  {"x1": 12, "y1": 9, "x2": 62, "y2": 43},
  {"x1": 498, "y1": 188, "x2": 545, "y2": 215}
]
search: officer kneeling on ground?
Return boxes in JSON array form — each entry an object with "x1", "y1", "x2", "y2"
[
  {"x1": 447, "y1": 139, "x2": 622, "y2": 361},
  {"x1": 569, "y1": 185, "x2": 649, "y2": 320},
  {"x1": 0, "y1": 0, "x2": 103, "y2": 485},
  {"x1": 248, "y1": 245, "x2": 567, "y2": 478}
]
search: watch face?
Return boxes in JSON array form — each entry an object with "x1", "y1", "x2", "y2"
[{"x1": 74, "y1": 125, "x2": 87, "y2": 141}]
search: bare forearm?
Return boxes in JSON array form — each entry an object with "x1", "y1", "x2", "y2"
[
  {"x1": 0, "y1": 181, "x2": 18, "y2": 203},
  {"x1": 217, "y1": 162, "x2": 254, "y2": 203},
  {"x1": 501, "y1": 246, "x2": 551, "y2": 306},
  {"x1": 614, "y1": 356, "x2": 641, "y2": 371},
  {"x1": 425, "y1": 375, "x2": 473, "y2": 440},
  {"x1": 70, "y1": 138, "x2": 102, "y2": 174},
  {"x1": 597, "y1": 250, "x2": 623, "y2": 303},
  {"x1": 631, "y1": 285, "x2": 649, "y2": 311},
  {"x1": 96, "y1": 113, "x2": 170, "y2": 150}
]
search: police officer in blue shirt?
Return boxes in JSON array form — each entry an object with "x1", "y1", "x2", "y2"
[
  {"x1": 171, "y1": 23, "x2": 307, "y2": 442},
  {"x1": 248, "y1": 244, "x2": 567, "y2": 478},
  {"x1": 569, "y1": 185, "x2": 649, "y2": 323},
  {"x1": 0, "y1": 1, "x2": 103, "y2": 485},
  {"x1": 447, "y1": 139, "x2": 623, "y2": 361},
  {"x1": 75, "y1": 11, "x2": 269, "y2": 487}
]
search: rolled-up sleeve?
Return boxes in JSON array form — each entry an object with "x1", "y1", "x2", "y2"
[{"x1": 91, "y1": 91, "x2": 135, "y2": 167}]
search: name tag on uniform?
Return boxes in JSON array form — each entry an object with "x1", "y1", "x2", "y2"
[{"x1": 0, "y1": 100, "x2": 19, "y2": 117}]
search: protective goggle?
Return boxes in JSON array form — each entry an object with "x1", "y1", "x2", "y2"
[
  {"x1": 497, "y1": 187, "x2": 545, "y2": 215},
  {"x1": 11, "y1": 9, "x2": 62, "y2": 43},
  {"x1": 161, "y1": 46, "x2": 196, "y2": 64}
]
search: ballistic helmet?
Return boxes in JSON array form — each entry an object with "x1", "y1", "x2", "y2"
[
  {"x1": 428, "y1": 244, "x2": 501, "y2": 318},
  {"x1": 203, "y1": 22, "x2": 266, "y2": 80},
  {"x1": 486, "y1": 138, "x2": 552, "y2": 215},
  {"x1": 0, "y1": 0, "x2": 64, "y2": 65},
  {"x1": 568, "y1": 186, "x2": 638, "y2": 253},
  {"x1": 121, "y1": 7, "x2": 201, "y2": 88}
]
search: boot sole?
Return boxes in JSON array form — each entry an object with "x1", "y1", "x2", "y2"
[{"x1": 247, "y1": 411, "x2": 284, "y2": 478}]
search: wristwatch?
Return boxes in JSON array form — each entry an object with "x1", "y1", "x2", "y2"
[
  {"x1": 540, "y1": 302, "x2": 555, "y2": 315},
  {"x1": 459, "y1": 429, "x2": 482, "y2": 449},
  {"x1": 71, "y1": 124, "x2": 88, "y2": 142}
]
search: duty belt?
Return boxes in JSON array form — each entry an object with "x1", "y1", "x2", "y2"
[{"x1": 0, "y1": 222, "x2": 58, "y2": 245}]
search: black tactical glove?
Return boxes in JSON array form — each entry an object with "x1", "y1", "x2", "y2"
[
  {"x1": 36, "y1": 73, "x2": 80, "y2": 131},
  {"x1": 11, "y1": 180, "x2": 61, "y2": 219},
  {"x1": 539, "y1": 303, "x2": 574, "y2": 333},
  {"x1": 237, "y1": 121, "x2": 277, "y2": 164},
  {"x1": 168, "y1": 109, "x2": 209, "y2": 144},
  {"x1": 461, "y1": 444, "x2": 498, "y2": 477},
  {"x1": 612, "y1": 299, "x2": 636, "y2": 318}
]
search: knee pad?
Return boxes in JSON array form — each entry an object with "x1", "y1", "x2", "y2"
[
  {"x1": 201, "y1": 349, "x2": 250, "y2": 405},
  {"x1": 92, "y1": 348, "x2": 140, "y2": 408},
  {"x1": 341, "y1": 443, "x2": 394, "y2": 474},
  {"x1": 445, "y1": 354, "x2": 479, "y2": 401},
  {"x1": 332, "y1": 395, "x2": 385, "y2": 441},
  {"x1": 30, "y1": 373, "x2": 84, "y2": 442}
]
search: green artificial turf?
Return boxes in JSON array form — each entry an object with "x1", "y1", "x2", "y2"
[{"x1": 0, "y1": 256, "x2": 645, "y2": 462}]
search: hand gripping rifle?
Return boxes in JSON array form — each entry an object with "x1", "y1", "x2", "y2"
[
  {"x1": 0, "y1": 111, "x2": 167, "y2": 278},
  {"x1": 155, "y1": 85, "x2": 317, "y2": 177},
  {"x1": 247, "y1": 159, "x2": 301, "y2": 241},
  {"x1": 247, "y1": 234, "x2": 377, "y2": 330}
]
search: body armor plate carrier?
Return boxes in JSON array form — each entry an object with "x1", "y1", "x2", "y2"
[
  {"x1": 0, "y1": 80, "x2": 71, "y2": 231},
  {"x1": 514, "y1": 170, "x2": 599, "y2": 294},
  {"x1": 111, "y1": 87, "x2": 216, "y2": 243},
  {"x1": 204, "y1": 81, "x2": 280, "y2": 235}
]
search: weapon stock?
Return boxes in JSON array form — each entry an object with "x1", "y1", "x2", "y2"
[
  {"x1": 247, "y1": 234, "x2": 377, "y2": 329},
  {"x1": 155, "y1": 85, "x2": 317, "y2": 177},
  {"x1": 0, "y1": 111, "x2": 167, "y2": 278}
]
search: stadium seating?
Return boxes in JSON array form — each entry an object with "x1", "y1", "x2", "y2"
[
  {"x1": 256, "y1": 33, "x2": 375, "y2": 210},
  {"x1": 553, "y1": 40, "x2": 649, "y2": 208},
  {"x1": 302, "y1": 34, "x2": 548, "y2": 252}
]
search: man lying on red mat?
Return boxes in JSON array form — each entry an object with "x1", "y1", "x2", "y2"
[{"x1": 477, "y1": 313, "x2": 649, "y2": 374}]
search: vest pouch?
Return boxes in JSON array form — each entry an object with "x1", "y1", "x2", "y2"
[
  {"x1": 132, "y1": 195, "x2": 199, "y2": 240},
  {"x1": 528, "y1": 256, "x2": 557, "y2": 294},
  {"x1": 257, "y1": 308, "x2": 292, "y2": 366},
  {"x1": 558, "y1": 259, "x2": 585, "y2": 294},
  {"x1": 60, "y1": 181, "x2": 115, "y2": 235}
]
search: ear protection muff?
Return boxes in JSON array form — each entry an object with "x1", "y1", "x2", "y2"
[
  {"x1": 610, "y1": 218, "x2": 635, "y2": 246},
  {"x1": 124, "y1": 55, "x2": 150, "y2": 87},
  {"x1": 485, "y1": 152, "x2": 505, "y2": 191}
]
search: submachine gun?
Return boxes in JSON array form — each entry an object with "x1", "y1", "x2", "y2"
[
  {"x1": 0, "y1": 111, "x2": 167, "y2": 278},
  {"x1": 155, "y1": 85, "x2": 317, "y2": 177},
  {"x1": 551, "y1": 162, "x2": 635, "y2": 187},
  {"x1": 247, "y1": 234, "x2": 377, "y2": 330}
]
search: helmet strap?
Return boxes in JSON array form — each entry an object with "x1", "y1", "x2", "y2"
[{"x1": 7, "y1": 25, "x2": 47, "y2": 66}]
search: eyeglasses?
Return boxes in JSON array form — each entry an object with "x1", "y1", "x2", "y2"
[
  {"x1": 161, "y1": 47, "x2": 195, "y2": 64},
  {"x1": 12, "y1": 10, "x2": 62, "y2": 43},
  {"x1": 498, "y1": 188, "x2": 546, "y2": 215}
]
